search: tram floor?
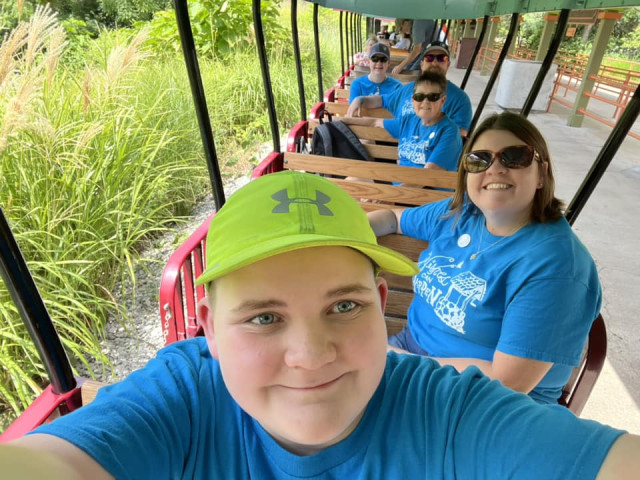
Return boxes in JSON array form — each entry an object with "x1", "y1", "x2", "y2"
[{"x1": 451, "y1": 65, "x2": 640, "y2": 434}]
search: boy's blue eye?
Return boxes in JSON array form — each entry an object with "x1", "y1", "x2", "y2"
[
  {"x1": 249, "y1": 313, "x2": 277, "y2": 325},
  {"x1": 332, "y1": 301, "x2": 357, "y2": 313}
]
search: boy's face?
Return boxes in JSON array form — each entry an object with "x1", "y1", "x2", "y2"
[{"x1": 199, "y1": 246, "x2": 389, "y2": 455}]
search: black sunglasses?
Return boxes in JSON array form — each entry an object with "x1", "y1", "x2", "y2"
[
  {"x1": 463, "y1": 145, "x2": 540, "y2": 173},
  {"x1": 412, "y1": 92, "x2": 443, "y2": 102},
  {"x1": 424, "y1": 54, "x2": 449, "y2": 63},
  {"x1": 370, "y1": 56, "x2": 388, "y2": 63}
]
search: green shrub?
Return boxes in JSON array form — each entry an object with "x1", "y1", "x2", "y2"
[{"x1": 144, "y1": 0, "x2": 288, "y2": 57}]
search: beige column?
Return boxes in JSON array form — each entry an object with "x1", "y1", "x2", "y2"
[
  {"x1": 536, "y1": 13, "x2": 559, "y2": 61},
  {"x1": 508, "y1": 15, "x2": 524, "y2": 56},
  {"x1": 568, "y1": 11, "x2": 623, "y2": 127},
  {"x1": 462, "y1": 19, "x2": 472, "y2": 37}
]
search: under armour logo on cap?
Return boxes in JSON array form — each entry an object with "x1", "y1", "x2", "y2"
[{"x1": 271, "y1": 188, "x2": 333, "y2": 216}]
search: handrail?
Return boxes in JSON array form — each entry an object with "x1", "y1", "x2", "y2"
[
  {"x1": 0, "y1": 208, "x2": 76, "y2": 395},
  {"x1": 174, "y1": 0, "x2": 225, "y2": 208},
  {"x1": 468, "y1": 12, "x2": 519, "y2": 136},
  {"x1": 460, "y1": 15, "x2": 488, "y2": 91},
  {"x1": 521, "y1": 9, "x2": 570, "y2": 117},
  {"x1": 339, "y1": 11, "x2": 345, "y2": 75},
  {"x1": 252, "y1": 0, "x2": 280, "y2": 152},
  {"x1": 565, "y1": 85, "x2": 640, "y2": 225},
  {"x1": 313, "y1": 3, "x2": 323, "y2": 101},
  {"x1": 291, "y1": 0, "x2": 307, "y2": 121}
]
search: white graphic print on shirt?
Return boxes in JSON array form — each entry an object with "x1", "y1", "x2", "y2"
[
  {"x1": 400, "y1": 99, "x2": 414, "y2": 117},
  {"x1": 413, "y1": 251, "x2": 487, "y2": 334}
]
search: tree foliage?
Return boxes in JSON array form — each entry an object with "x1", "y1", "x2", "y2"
[{"x1": 143, "y1": 0, "x2": 288, "y2": 57}]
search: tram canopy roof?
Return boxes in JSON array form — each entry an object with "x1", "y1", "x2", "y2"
[{"x1": 310, "y1": 0, "x2": 640, "y2": 19}]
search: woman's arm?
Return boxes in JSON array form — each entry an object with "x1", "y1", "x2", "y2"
[
  {"x1": 367, "y1": 209, "x2": 405, "y2": 236},
  {"x1": 431, "y1": 351, "x2": 553, "y2": 394}
]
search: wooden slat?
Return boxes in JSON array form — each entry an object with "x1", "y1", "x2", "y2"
[
  {"x1": 363, "y1": 144, "x2": 398, "y2": 160},
  {"x1": 324, "y1": 102, "x2": 394, "y2": 119},
  {"x1": 390, "y1": 48, "x2": 409, "y2": 57},
  {"x1": 81, "y1": 380, "x2": 108, "y2": 406},
  {"x1": 378, "y1": 234, "x2": 429, "y2": 261},
  {"x1": 284, "y1": 153, "x2": 457, "y2": 190},
  {"x1": 332, "y1": 179, "x2": 452, "y2": 206},
  {"x1": 381, "y1": 272, "x2": 414, "y2": 290},
  {"x1": 384, "y1": 290, "x2": 414, "y2": 316},
  {"x1": 385, "y1": 317, "x2": 408, "y2": 336},
  {"x1": 308, "y1": 121, "x2": 396, "y2": 143}
]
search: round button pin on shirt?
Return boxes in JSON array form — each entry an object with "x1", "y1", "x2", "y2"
[{"x1": 457, "y1": 233, "x2": 471, "y2": 248}]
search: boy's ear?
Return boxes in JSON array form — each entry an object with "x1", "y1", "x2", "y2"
[
  {"x1": 376, "y1": 276, "x2": 389, "y2": 313},
  {"x1": 197, "y1": 296, "x2": 219, "y2": 360}
]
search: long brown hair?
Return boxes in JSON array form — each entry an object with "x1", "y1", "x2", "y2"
[{"x1": 449, "y1": 112, "x2": 564, "y2": 223}]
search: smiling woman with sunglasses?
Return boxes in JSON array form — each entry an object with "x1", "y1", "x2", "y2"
[
  {"x1": 367, "y1": 112, "x2": 601, "y2": 405},
  {"x1": 348, "y1": 43, "x2": 402, "y2": 104}
]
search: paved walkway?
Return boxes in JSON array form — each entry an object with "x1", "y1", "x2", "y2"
[{"x1": 448, "y1": 65, "x2": 640, "y2": 434}]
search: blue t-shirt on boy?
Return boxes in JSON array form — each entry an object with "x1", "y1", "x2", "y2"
[
  {"x1": 33, "y1": 338, "x2": 622, "y2": 479},
  {"x1": 349, "y1": 75, "x2": 402, "y2": 103}
]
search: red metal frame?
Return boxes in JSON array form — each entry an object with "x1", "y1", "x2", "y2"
[
  {"x1": 0, "y1": 381, "x2": 84, "y2": 443},
  {"x1": 158, "y1": 213, "x2": 212, "y2": 345},
  {"x1": 309, "y1": 101, "x2": 327, "y2": 121},
  {"x1": 558, "y1": 314, "x2": 607, "y2": 416},
  {"x1": 324, "y1": 87, "x2": 336, "y2": 102}
]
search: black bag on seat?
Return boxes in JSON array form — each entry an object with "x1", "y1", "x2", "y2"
[{"x1": 310, "y1": 121, "x2": 370, "y2": 161}]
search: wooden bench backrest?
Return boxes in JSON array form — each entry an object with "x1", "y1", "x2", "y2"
[
  {"x1": 284, "y1": 153, "x2": 456, "y2": 207},
  {"x1": 377, "y1": 234, "x2": 428, "y2": 335},
  {"x1": 324, "y1": 102, "x2": 394, "y2": 119},
  {"x1": 308, "y1": 120, "x2": 397, "y2": 143}
]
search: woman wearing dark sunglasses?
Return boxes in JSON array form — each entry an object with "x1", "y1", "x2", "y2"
[
  {"x1": 349, "y1": 43, "x2": 402, "y2": 104},
  {"x1": 367, "y1": 112, "x2": 601, "y2": 405}
]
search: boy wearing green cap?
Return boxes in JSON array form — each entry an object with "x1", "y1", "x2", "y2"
[{"x1": 3, "y1": 171, "x2": 639, "y2": 479}]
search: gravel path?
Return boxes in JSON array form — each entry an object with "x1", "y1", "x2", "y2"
[{"x1": 89, "y1": 174, "x2": 250, "y2": 383}]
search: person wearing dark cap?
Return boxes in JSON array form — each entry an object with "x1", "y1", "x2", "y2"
[
  {"x1": 347, "y1": 40, "x2": 473, "y2": 137},
  {"x1": 349, "y1": 43, "x2": 402, "y2": 104}
]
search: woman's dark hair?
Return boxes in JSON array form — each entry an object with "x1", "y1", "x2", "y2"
[
  {"x1": 449, "y1": 112, "x2": 564, "y2": 223},
  {"x1": 414, "y1": 70, "x2": 447, "y2": 95}
]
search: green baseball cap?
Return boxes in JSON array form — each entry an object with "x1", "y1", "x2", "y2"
[{"x1": 195, "y1": 171, "x2": 418, "y2": 285}]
